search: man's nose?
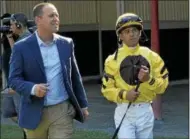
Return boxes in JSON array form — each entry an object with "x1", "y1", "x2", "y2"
[
  {"x1": 53, "y1": 16, "x2": 59, "y2": 22},
  {"x1": 129, "y1": 31, "x2": 134, "y2": 37}
]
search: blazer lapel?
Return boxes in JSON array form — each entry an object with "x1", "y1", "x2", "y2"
[
  {"x1": 27, "y1": 34, "x2": 46, "y2": 77},
  {"x1": 56, "y1": 38, "x2": 68, "y2": 78},
  {"x1": 56, "y1": 38, "x2": 74, "y2": 94}
]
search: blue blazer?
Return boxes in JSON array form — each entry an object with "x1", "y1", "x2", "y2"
[{"x1": 8, "y1": 33, "x2": 88, "y2": 129}]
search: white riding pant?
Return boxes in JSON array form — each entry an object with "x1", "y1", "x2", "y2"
[{"x1": 114, "y1": 103, "x2": 154, "y2": 139}]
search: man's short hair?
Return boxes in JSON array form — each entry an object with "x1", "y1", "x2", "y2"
[
  {"x1": 33, "y1": 2, "x2": 55, "y2": 18},
  {"x1": 10, "y1": 13, "x2": 28, "y2": 27}
]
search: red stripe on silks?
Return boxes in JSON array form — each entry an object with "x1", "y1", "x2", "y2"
[{"x1": 151, "y1": 0, "x2": 160, "y2": 54}]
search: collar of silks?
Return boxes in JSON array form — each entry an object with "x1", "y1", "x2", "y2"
[{"x1": 122, "y1": 43, "x2": 140, "y2": 52}]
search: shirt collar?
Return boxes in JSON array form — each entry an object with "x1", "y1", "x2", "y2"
[{"x1": 35, "y1": 31, "x2": 57, "y2": 47}]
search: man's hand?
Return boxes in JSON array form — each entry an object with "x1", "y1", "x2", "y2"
[
  {"x1": 6, "y1": 33, "x2": 15, "y2": 48},
  {"x1": 6, "y1": 34, "x2": 12, "y2": 38},
  {"x1": 82, "y1": 108, "x2": 89, "y2": 121},
  {"x1": 125, "y1": 89, "x2": 139, "y2": 102},
  {"x1": 6, "y1": 33, "x2": 13, "y2": 40},
  {"x1": 138, "y1": 65, "x2": 150, "y2": 82},
  {"x1": 34, "y1": 83, "x2": 49, "y2": 97}
]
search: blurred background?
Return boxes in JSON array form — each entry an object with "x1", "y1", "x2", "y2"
[{"x1": 0, "y1": 0, "x2": 189, "y2": 84}]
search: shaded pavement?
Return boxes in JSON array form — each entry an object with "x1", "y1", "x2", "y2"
[
  {"x1": 76, "y1": 83, "x2": 189, "y2": 138},
  {"x1": 1, "y1": 83, "x2": 189, "y2": 138}
]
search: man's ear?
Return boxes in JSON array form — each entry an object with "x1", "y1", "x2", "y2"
[
  {"x1": 119, "y1": 34, "x2": 123, "y2": 41},
  {"x1": 139, "y1": 30, "x2": 142, "y2": 37},
  {"x1": 35, "y1": 16, "x2": 40, "y2": 25}
]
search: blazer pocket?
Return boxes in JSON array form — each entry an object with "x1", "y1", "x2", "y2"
[
  {"x1": 65, "y1": 57, "x2": 71, "y2": 75},
  {"x1": 22, "y1": 96, "x2": 32, "y2": 104},
  {"x1": 66, "y1": 57, "x2": 71, "y2": 67}
]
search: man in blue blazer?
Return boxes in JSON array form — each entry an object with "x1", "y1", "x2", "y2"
[{"x1": 8, "y1": 2, "x2": 89, "y2": 139}]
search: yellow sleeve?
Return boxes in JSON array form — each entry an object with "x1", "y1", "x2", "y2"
[
  {"x1": 101, "y1": 55, "x2": 126, "y2": 103},
  {"x1": 142, "y1": 51, "x2": 169, "y2": 94}
]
